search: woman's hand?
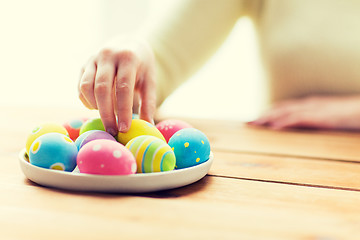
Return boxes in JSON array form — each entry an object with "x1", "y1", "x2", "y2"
[
  {"x1": 78, "y1": 36, "x2": 156, "y2": 135},
  {"x1": 248, "y1": 95, "x2": 360, "y2": 131}
]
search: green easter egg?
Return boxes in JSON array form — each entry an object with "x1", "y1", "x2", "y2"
[{"x1": 79, "y1": 118, "x2": 105, "y2": 135}]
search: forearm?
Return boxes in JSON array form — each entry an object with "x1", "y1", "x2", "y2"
[{"x1": 143, "y1": 0, "x2": 245, "y2": 106}]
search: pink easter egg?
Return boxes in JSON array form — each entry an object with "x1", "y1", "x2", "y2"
[
  {"x1": 156, "y1": 119, "x2": 193, "y2": 142},
  {"x1": 77, "y1": 139, "x2": 137, "y2": 175}
]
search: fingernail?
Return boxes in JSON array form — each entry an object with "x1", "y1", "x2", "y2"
[
  {"x1": 107, "y1": 128, "x2": 117, "y2": 136},
  {"x1": 269, "y1": 123, "x2": 284, "y2": 130},
  {"x1": 118, "y1": 122, "x2": 128, "y2": 133},
  {"x1": 248, "y1": 120, "x2": 260, "y2": 125}
]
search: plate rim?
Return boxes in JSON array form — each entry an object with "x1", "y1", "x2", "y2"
[{"x1": 18, "y1": 148, "x2": 213, "y2": 193}]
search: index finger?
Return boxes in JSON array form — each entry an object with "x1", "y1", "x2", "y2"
[
  {"x1": 115, "y1": 62, "x2": 136, "y2": 133},
  {"x1": 94, "y1": 61, "x2": 117, "y2": 136}
]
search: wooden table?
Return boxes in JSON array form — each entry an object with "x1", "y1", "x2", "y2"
[{"x1": 1, "y1": 106, "x2": 360, "y2": 240}]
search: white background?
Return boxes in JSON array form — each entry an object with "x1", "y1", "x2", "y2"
[{"x1": 0, "y1": 0, "x2": 265, "y2": 121}]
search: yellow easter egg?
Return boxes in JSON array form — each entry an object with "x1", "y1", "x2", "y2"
[
  {"x1": 25, "y1": 123, "x2": 69, "y2": 155},
  {"x1": 125, "y1": 135, "x2": 175, "y2": 173},
  {"x1": 117, "y1": 119, "x2": 165, "y2": 145}
]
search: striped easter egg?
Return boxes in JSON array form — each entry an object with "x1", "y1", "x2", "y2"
[{"x1": 125, "y1": 135, "x2": 176, "y2": 173}]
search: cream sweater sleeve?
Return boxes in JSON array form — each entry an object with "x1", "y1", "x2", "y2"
[{"x1": 146, "y1": 0, "x2": 245, "y2": 106}]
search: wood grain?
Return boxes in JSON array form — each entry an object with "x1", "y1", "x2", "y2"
[
  {"x1": 1, "y1": 171, "x2": 360, "y2": 240},
  {"x1": 2, "y1": 106, "x2": 360, "y2": 240},
  {"x1": 182, "y1": 118, "x2": 360, "y2": 162},
  {"x1": 210, "y1": 150, "x2": 360, "y2": 191},
  {"x1": 1, "y1": 152, "x2": 360, "y2": 239}
]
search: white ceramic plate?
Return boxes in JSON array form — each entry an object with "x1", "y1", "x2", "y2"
[{"x1": 18, "y1": 148, "x2": 213, "y2": 193}]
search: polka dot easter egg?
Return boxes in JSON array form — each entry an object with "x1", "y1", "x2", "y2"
[
  {"x1": 117, "y1": 119, "x2": 166, "y2": 145},
  {"x1": 26, "y1": 123, "x2": 69, "y2": 155},
  {"x1": 29, "y1": 132, "x2": 78, "y2": 171},
  {"x1": 63, "y1": 118, "x2": 87, "y2": 141},
  {"x1": 168, "y1": 128, "x2": 211, "y2": 169},
  {"x1": 126, "y1": 135, "x2": 176, "y2": 173},
  {"x1": 75, "y1": 130, "x2": 116, "y2": 150},
  {"x1": 156, "y1": 119, "x2": 193, "y2": 142},
  {"x1": 77, "y1": 139, "x2": 137, "y2": 175},
  {"x1": 79, "y1": 118, "x2": 105, "y2": 135}
]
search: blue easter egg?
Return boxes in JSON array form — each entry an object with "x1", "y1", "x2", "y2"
[
  {"x1": 29, "y1": 132, "x2": 78, "y2": 171},
  {"x1": 168, "y1": 128, "x2": 211, "y2": 169}
]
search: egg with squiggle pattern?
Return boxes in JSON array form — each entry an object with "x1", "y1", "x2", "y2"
[{"x1": 126, "y1": 135, "x2": 175, "y2": 173}]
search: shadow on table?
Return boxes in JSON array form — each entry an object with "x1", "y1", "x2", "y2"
[
  {"x1": 140, "y1": 176, "x2": 211, "y2": 198},
  {"x1": 24, "y1": 175, "x2": 212, "y2": 199}
]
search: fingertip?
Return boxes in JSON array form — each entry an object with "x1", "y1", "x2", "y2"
[
  {"x1": 246, "y1": 120, "x2": 257, "y2": 125},
  {"x1": 139, "y1": 99, "x2": 156, "y2": 125},
  {"x1": 249, "y1": 118, "x2": 268, "y2": 126},
  {"x1": 117, "y1": 112, "x2": 133, "y2": 133},
  {"x1": 268, "y1": 116, "x2": 298, "y2": 130},
  {"x1": 268, "y1": 123, "x2": 287, "y2": 130},
  {"x1": 149, "y1": 118, "x2": 155, "y2": 125},
  {"x1": 106, "y1": 127, "x2": 118, "y2": 137},
  {"x1": 118, "y1": 120, "x2": 130, "y2": 133},
  {"x1": 102, "y1": 119, "x2": 119, "y2": 136},
  {"x1": 139, "y1": 111, "x2": 155, "y2": 125}
]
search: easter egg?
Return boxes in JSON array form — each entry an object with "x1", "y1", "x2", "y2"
[
  {"x1": 156, "y1": 119, "x2": 193, "y2": 142},
  {"x1": 168, "y1": 128, "x2": 210, "y2": 169},
  {"x1": 126, "y1": 135, "x2": 175, "y2": 173},
  {"x1": 75, "y1": 130, "x2": 97, "y2": 149},
  {"x1": 75, "y1": 130, "x2": 116, "y2": 150},
  {"x1": 132, "y1": 113, "x2": 139, "y2": 119},
  {"x1": 29, "y1": 132, "x2": 78, "y2": 171},
  {"x1": 26, "y1": 123, "x2": 69, "y2": 155},
  {"x1": 77, "y1": 139, "x2": 137, "y2": 175},
  {"x1": 117, "y1": 119, "x2": 166, "y2": 145},
  {"x1": 79, "y1": 118, "x2": 105, "y2": 135},
  {"x1": 63, "y1": 118, "x2": 87, "y2": 141}
]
